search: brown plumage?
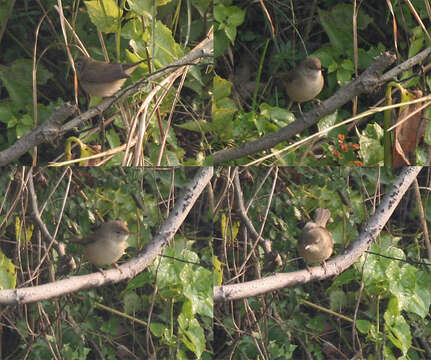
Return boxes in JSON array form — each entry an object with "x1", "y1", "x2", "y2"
[
  {"x1": 278, "y1": 57, "x2": 324, "y2": 103},
  {"x1": 72, "y1": 220, "x2": 130, "y2": 266},
  {"x1": 298, "y1": 208, "x2": 333, "y2": 266},
  {"x1": 75, "y1": 56, "x2": 146, "y2": 97}
]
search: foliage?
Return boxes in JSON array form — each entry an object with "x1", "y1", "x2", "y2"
[{"x1": 214, "y1": 0, "x2": 246, "y2": 57}]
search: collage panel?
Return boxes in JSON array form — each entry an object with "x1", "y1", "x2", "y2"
[
  {"x1": 0, "y1": 1, "x2": 212, "y2": 166},
  {"x1": 213, "y1": 166, "x2": 430, "y2": 359},
  {"x1": 213, "y1": 1, "x2": 430, "y2": 166},
  {"x1": 0, "y1": 167, "x2": 213, "y2": 359}
]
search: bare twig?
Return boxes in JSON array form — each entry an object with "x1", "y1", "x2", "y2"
[
  {"x1": 233, "y1": 168, "x2": 282, "y2": 273},
  {"x1": 27, "y1": 167, "x2": 75, "y2": 279},
  {"x1": 412, "y1": 179, "x2": 431, "y2": 260}
]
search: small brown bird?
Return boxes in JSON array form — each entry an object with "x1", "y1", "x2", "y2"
[
  {"x1": 72, "y1": 220, "x2": 130, "y2": 268},
  {"x1": 278, "y1": 56, "x2": 324, "y2": 103},
  {"x1": 298, "y1": 208, "x2": 333, "y2": 272},
  {"x1": 75, "y1": 56, "x2": 146, "y2": 97}
]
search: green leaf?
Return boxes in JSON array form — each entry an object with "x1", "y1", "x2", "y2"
[
  {"x1": 127, "y1": 0, "x2": 152, "y2": 17},
  {"x1": 84, "y1": 0, "x2": 122, "y2": 33},
  {"x1": 212, "y1": 97, "x2": 237, "y2": 136},
  {"x1": 106, "y1": 128, "x2": 121, "y2": 148},
  {"x1": 213, "y1": 75, "x2": 232, "y2": 101},
  {"x1": 317, "y1": 111, "x2": 337, "y2": 133},
  {"x1": 408, "y1": 27, "x2": 425, "y2": 58},
  {"x1": 424, "y1": 107, "x2": 431, "y2": 145},
  {"x1": 176, "y1": 119, "x2": 212, "y2": 133},
  {"x1": 123, "y1": 292, "x2": 142, "y2": 315},
  {"x1": 356, "y1": 320, "x2": 372, "y2": 334},
  {"x1": 100, "y1": 317, "x2": 119, "y2": 335},
  {"x1": 178, "y1": 313, "x2": 205, "y2": 358},
  {"x1": 327, "y1": 268, "x2": 360, "y2": 292},
  {"x1": 150, "y1": 21, "x2": 184, "y2": 66},
  {"x1": 0, "y1": 62, "x2": 32, "y2": 108},
  {"x1": 224, "y1": 25, "x2": 237, "y2": 44},
  {"x1": 0, "y1": 251, "x2": 16, "y2": 289},
  {"x1": 192, "y1": 0, "x2": 212, "y2": 16},
  {"x1": 214, "y1": 30, "x2": 230, "y2": 57},
  {"x1": 359, "y1": 123, "x2": 384, "y2": 165},
  {"x1": 150, "y1": 322, "x2": 166, "y2": 337},
  {"x1": 329, "y1": 289, "x2": 348, "y2": 310},
  {"x1": 16, "y1": 115, "x2": 34, "y2": 138},
  {"x1": 181, "y1": 261, "x2": 213, "y2": 318},
  {"x1": 0, "y1": 102, "x2": 13, "y2": 124},
  {"x1": 318, "y1": 4, "x2": 372, "y2": 52},
  {"x1": 384, "y1": 302, "x2": 412, "y2": 355},
  {"x1": 214, "y1": 4, "x2": 245, "y2": 48},
  {"x1": 259, "y1": 103, "x2": 295, "y2": 126},
  {"x1": 336, "y1": 67, "x2": 353, "y2": 86}
]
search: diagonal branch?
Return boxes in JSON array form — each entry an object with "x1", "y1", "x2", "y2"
[{"x1": 0, "y1": 103, "x2": 78, "y2": 166}]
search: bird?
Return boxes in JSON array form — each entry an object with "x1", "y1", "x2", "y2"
[
  {"x1": 75, "y1": 56, "x2": 146, "y2": 97},
  {"x1": 278, "y1": 56, "x2": 324, "y2": 110},
  {"x1": 71, "y1": 220, "x2": 130, "y2": 273},
  {"x1": 298, "y1": 208, "x2": 333, "y2": 272}
]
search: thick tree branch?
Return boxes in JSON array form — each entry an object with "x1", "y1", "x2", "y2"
[{"x1": 0, "y1": 103, "x2": 78, "y2": 166}]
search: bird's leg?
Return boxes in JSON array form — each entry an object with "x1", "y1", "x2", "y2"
[
  {"x1": 96, "y1": 267, "x2": 107, "y2": 277},
  {"x1": 113, "y1": 262, "x2": 123, "y2": 275},
  {"x1": 321, "y1": 261, "x2": 328, "y2": 275},
  {"x1": 304, "y1": 262, "x2": 312, "y2": 275},
  {"x1": 287, "y1": 100, "x2": 293, "y2": 111},
  {"x1": 297, "y1": 103, "x2": 303, "y2": 114}
]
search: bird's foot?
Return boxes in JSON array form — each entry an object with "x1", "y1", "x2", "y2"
[
  {"x1": 321, "y1": 261, "x2": 328, "y2": 275},
  {"x1": 113, "y1": 263, "x2": 123, "y2": 275},
  {"x1": 97, "y1": 267, "x2": 107, "y2": 277}
]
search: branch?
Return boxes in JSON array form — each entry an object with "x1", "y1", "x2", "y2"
[
  {"x1": 0, "y1": 103, "x2": 78, "y2": 166},
  {"x1": 0, "y1": 167, "x2": 213, "y2": 304},
  {"x1": 214, "y1": 47, "x2": 431, "y2": 164},
  {"x1": 233, "y1": 168, "x2": 282, "y2": 271},
  {"x1": 28, "y1": 167, "x2": 76, "y2": 276},
  {"x1": 214, "y1": 166, "x2": 422, "y2": 302}
]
